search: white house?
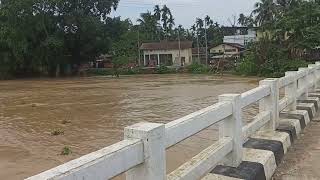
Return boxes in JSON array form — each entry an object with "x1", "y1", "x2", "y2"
[
  {"x1": 223, "y1": 28, "x2": 257, "y2": 46},
  {"x1": 210, "y1": 43, "x2": 244, "y2": 61},
  {"x1": 140, "y1": 41, "x2": 193, "y2": 67}
]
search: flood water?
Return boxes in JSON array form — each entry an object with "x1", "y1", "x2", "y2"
[{"x1": 0, "y1": 74, "x2": 259, "y2": 179}]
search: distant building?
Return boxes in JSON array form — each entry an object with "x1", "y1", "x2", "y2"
[
  {"x1": 140, "y1": 40, "x2": 193, "y2": 67},
  {"x1": 192, "y1": 47, "x2": 207, "y2": 65},
  {"x1": 223, "y1": 26, "x2": 258, "y2": 46},
  {"x1": 95, "y1": 54, "x2": 113, "y2": 68},
  {"x1": 210, "y1": 43, "x2": 244, "y2": 62}
]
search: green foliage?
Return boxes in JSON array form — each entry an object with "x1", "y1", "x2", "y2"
[
  {"x1": 237, "y1": 39, "x2": 308, "y2": 77},
  {"x1": 0, "y1": 0, "x2": 119, "y2": 78},
  {"x1": 61, "y1": 146, "x2": 72, "y2": 156},
  {"x1": 86, "y1": 69, "x2": 113, "y2": 76},
  {"x1": 236, "y1": 55, "x2": 258, "y2": 76},
  {"x1": 187, "y1": 63, "x2": 209, "y2": 74},
  {"x1": 156, "y1": 65, "x2": 171, "y2": 74}
]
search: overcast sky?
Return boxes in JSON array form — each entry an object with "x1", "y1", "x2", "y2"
[{"x1": 111, "y1": 0, "x2": 258, "y2": 28}]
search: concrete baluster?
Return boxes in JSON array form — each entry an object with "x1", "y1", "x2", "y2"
[
  {"x1": 308, "y1": 64, "x2": 317, "y2": 92},
  {"x1": 315, "y1": 62, "x2": 320, "y2": 90},
  {"x1": 259, "y1": 79, "x2": 279, "y2": 130},
  {"x1": 285, "y1": 71, "x2": 298, "y2": 111},
  {"x1": 124, "y1": 123, "x2": 166, "y2": 180},
  {"x1": 218, "y1": 94, "x2": 243, "y2": 167},
  {"x1": 298, "y1": 68, "x2": 309, "y2": 99}
]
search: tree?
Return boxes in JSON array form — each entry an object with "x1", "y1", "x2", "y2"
[
  {"x1": 137, "y1": 11, "x2": 158, "y2": 40},
  {"x1": 161, "y1": 5, "x2": 174, "y2": 39},
  {"x1": 0, "y1": 0, "x2": 119, "y2": 78},
  {"x1": 252, "y1": 0, "x2": 277, "y2": 27}
]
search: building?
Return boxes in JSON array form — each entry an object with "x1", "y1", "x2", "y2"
[
  {"x1": 210, "y1": 43, "x2": 244, "y2": 62},
  {"x1": 192, "y1": 47, "x2": 207, "y2": 65},
  {"x1": 140, "y1": 40, "x2": 193, "y2": 67},
  {"x1": 223, "y1": 27, "x2": 258, "y2": 46},
  {"x1": 94, "y1": 54, "x2": 113, "y2": 68}
]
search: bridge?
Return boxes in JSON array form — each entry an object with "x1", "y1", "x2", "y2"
[{"x1": 26, "y1": 62, "x2": 320, "y2": 180}]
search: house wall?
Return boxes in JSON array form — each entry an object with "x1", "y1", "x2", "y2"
[
  {"x1": 143, "y1": 49, "x2": 193, "y2": 67},
  {"x1": 210, "y1": 44, "x2": 239, "y2": 55}
]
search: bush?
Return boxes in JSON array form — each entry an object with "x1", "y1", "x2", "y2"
[
  {"x1": 156, "y1": 65, "x2": 174, "y2": 74},
  {"x1": 61, "y1": 146, "x2": 72, "y2": 155},
  {"x1": 235, "y1": 54, "x2": 258, "y2": 76},
  {"x1": 86, "y1": 68, "x2": 113, "y2": 76},
  {"x1": 236, "y1": 38, "x2": 309, "y2": 78},
  {"x1": 187, "y1": 63, "x2": 209, "y2": 74}
]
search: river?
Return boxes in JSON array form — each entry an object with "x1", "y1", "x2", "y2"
[{"x1": 0, "y1": 74, "x2": 259, "y2": 179}]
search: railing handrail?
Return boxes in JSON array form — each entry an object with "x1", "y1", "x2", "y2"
[{"x1": 26, "y1": 62, "x2": 320, "y2": 180}]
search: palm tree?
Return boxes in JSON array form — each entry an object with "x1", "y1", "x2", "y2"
[
  {"x1": 196, "y1": 18, "x2": 204, "y2": 29},
  {"x1": 161, "y1": 5, "x2": 174, "y2": 39},
  {"x1": 238, "y1": 13, "x2": 246, "y2": 26},
  {"x1": 154, "y1": 5, "x2": 161, "y2": 21},
  {"x1": 252, "y1": 0, "x2": 277, "y2": 27},
  {"x1": 205, "y1": 15, "x2": 213, "y2": 27},
  {"x1": 137, "y1": 12, "x2": 158, "y2": 40}
]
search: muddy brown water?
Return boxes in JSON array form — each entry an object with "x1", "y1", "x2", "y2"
[{"x1": 0, "y1": 74, "x2": 260, "y2": 179}]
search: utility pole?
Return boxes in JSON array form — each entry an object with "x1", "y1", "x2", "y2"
[
  {"x1": 204, "y1": 18, "x2": 208, "y2": 66},
  {"x1": 138, "y1": 30, "x2": 141, "y2": 66},
  {"x1": 197, "y1": 32, "x2": 200, "y2": 63},
  {"x1": 178, "y1": 27, "x2": 181, "y2": 66}
]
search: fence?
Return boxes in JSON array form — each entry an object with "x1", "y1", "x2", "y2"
[{"x1": 26, "y1": 62, "x2": 320, "y2": 180}]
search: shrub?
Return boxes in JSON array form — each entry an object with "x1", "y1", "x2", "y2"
[
  {"x1": 61, "y1": 146, "x2": 72, "y2": 155},
  {"x1": 86, "y1": 68, "x2": 113, "y2": 76},
  {"x1": 187, "y1": 63, "x2": 209, "y2": 74},
  {"x1": 156, "y1": 65, "x2": 172, "y2": 74},
  {"x1": 235, "y1": 54, "x2": 258, "y2": 76}
]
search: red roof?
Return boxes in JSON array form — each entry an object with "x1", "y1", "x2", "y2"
[{"x1": 140, "y1": 40, "x2": 193, "y2": 50}]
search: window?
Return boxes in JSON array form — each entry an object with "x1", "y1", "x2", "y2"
[
  {"x1": 159, "y1": 54, "x2": 173, "y2": 66},
  {"x1": 225, "y1": 49, "x2": 237, "y2": 52}
]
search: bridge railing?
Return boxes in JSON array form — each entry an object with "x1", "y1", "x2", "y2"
[{"x1": 26, "y1": 62, "x2": 320, "y2": 180}]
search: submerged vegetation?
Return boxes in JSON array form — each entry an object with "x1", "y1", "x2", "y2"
[{"x1": 61, "y1": 146, "x2": 72, "y2": 156}]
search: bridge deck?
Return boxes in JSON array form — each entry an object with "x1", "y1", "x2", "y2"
[{"x1": 273, "y1": 111, "x2": 320, "y2": 179}]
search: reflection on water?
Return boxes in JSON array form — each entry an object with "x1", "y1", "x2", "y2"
[{"x1": 0, "y1": 74, "x2": 259, "y2": 179}]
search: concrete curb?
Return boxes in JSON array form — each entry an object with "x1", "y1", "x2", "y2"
[
  {"x1": 297, "y1": 97, "x2": 320, "y2": 110},
  {"x1": 280, "y1": 110, "x2": 310, "y2": 127},
  {"x1": 278, "y1": 118, "x2": 301, "y2": 139},
  {"x1": 297, "y1": 103, "x2": 316, "y2": 119},
  {"x1": 250, "y1": 130, "x2": 291, "y2": 154},
  {"x1": 206, "y1": 108, "x2": 313, "y2": 180}
]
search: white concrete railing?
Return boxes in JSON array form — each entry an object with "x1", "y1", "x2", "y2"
[{"x1": 26, "y1": 62, "x2": 320, "y2": 180}]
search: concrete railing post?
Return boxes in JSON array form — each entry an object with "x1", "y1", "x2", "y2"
[
  {"x1": 308, "y1": 64, "x2": 317, "y2": 92},
  {"x1": 285, "y1": 71, "x2": 298, "y2": 111},
  {"x1": 259, "y1": 79, "x2": 279, "y2": 130},
  {"x1": 124, "y1": 123, "x2": 166, "y2": 180},
  {"x1": 298, "y1": 68, "x2": 309, "y2": 99},
  {"x1": 219, "y1": 94, "x2": 242, "y2": 167},
  {"x1": 315, "y1": 62, "x2": 320, "y2": 89}
]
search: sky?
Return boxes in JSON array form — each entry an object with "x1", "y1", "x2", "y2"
[{"x1": 111, "y1": 0, "x2": 258, "y2": 28}]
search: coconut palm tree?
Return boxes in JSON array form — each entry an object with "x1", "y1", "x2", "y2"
[
  {"x1": 238, "y1": 13, "x2": 246, "y2": 26},
  {"x1": 154, "y1": 5, "x2": 161, "y2": 21},
  {"x1": 161, "y1": 5, "x2": 174, "y2": 39},
  {"x1": 252, "y1": 0, "x2": 277, "y2": 27},
  {"x1": 137, "y1": 11, "x2": 158, "y2": 40},
  {"x1": 205, "y1": 15, "x2": 214, "y2": 27}
]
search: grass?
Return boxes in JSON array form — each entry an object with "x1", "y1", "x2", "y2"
[
  {"x1": 61, "y1": 146, "x2": 72, "y2": 155},
  {"x1": 51, "y1": 129, "x2": 64, "y2": 136}
]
